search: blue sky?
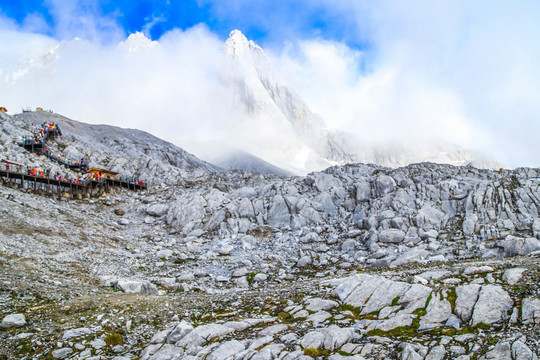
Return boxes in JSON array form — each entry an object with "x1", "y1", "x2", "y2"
[
  {"x1": 0, "y1": 0, "x2": 365, "y2": 48},
  {"x1": 1, "y1": 1, "x2": 540, "y2": 168}
]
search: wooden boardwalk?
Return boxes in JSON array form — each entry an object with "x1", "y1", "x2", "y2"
[
  {"x1": 19, "y1": 133, "x2": 89, "y2": 172},
  {"x1": 7, "y1": 122, "x2": 148, "y2": 199},
  {"x1": 0, "y1": 169, "x2": 146, "y2": 199}
]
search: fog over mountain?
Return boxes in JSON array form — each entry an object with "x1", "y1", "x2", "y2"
[{"x1": 0, "y1": 28, "x2": 507, "y2": 174}]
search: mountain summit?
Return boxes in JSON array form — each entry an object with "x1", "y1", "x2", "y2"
[
  {"x1": 217, "y1": 30, "x2": 356, "y2": 174},
  {"x1": 216, "y1": 30, "x2": 507, "y2": 173},
  {"x1": 223, "y1": 29, "x2": 261, "y2": 58}
]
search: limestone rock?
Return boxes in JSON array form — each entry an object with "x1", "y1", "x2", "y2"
[
  {"x1": 402, "y1": 344, "x2": 423, "y2": 360},
  {"x1": 308, "y1": 310, "x2": 332, "y2": 324},
  {"x1": 375, "y1": 175, "x2": 396, "y2": 196},
  {"x1": 511, "y1": 339, "x2": 536, "y2": 360},
  {"x1": 471, "y1": 285, "x2": 513, "y2": 326},
  {"x1": 300, "y1": 331, "x2": 325, "y2": 349},
  {"x1": 90, "y1": 338, "x2": 106, "y2": 349},
  {"x1": 480, "y1": 341, "x2": 512, "y2": 360},
  {"x1": 267, "y1": 195, "x2": 291, "y2": 227},
  {"x1": 62, "y1": 327, "x2": 93, "y2": 340},
  {"x1": 207, "y1": 340, "x2": 246, "y2": 360},
  {"x1": 355, "y1": 181, "x2": 372, "y2": 202},
  {"x1": 114, "y1": 279, "x2": 159, "y2": 295},
  {"x1": 533, "y1": 218, "x2": 540, "y2": 239},
  {"x1": 425, "y1": 345, "x2": 446, "y2": 360},
  {"x1": 258, "y1": 324, "x2": 288, "y2": 337},
  {"x1": 419, "y1": 293, "x2": 452, "y2": 330},
  {"x1": 322, "y1": 326, "x2": 354, "y2": 351},
  {"x1": 296, "y1": 256, "x2": 312, "y2": 268},
  {"x1": 498, "y1": 236, "x2": 540, "y2": 256},
  {"x1": 0, "y1": 313, "x2": 26, "y2": 328},
  {"x1": 146, "y1": 203, "x2": 169, "y2": 217},
  {"x1": 176, "y1": 324, "x2": 234, "y2": 352},
  {"x1": 150, "y1": 328, "x2": 171, "y2": 344},
  {"x1": 51, "y1": 348, "x2": 74, "y2": 359},
  {"x1": 521, "y1": 297, "x2": 540, "y2": 325},
  {"x1": 371, "y1": 313, "x2": 415, "y2": 332},
  {"x1": 463, "y1": 214, "x2": 477, "y2": 236},
  {"x1": 503, "y1": 268, "x2": 527, "y2": 285},
  {"x1": 378, "y1": 229, "x2": 406, "y2": 244},
  {"x1": 455, "y1": 284, "x2": 481, "y2": 323},
  {"x1": 305, "y1": 298, "x2": 339, "y2": 312},
  {"x1": 463, "y1": 266, "x2": 494, "y2": 275},
  {"x1": 167, "y1": 321, "x2": 194, "y2": 343}
]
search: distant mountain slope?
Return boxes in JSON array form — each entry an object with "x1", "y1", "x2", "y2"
[
  {"x1": 347, "y1": 138, "x2": 509, "y2": 170},
  {"x1": 1, "y1": 111, "x2": 219, "y2": 184},
  {"x1": 208, "y1": 149, "x2": 293, "y2": 176}
]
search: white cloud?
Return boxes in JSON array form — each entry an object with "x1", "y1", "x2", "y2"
[
  {"x1": 142, "y1": 13, "x2": 166, "y2": 38},
  {"x1": 0, "y1": 25, "x2": 236, "y2": 155},
  {"x1": 43, "y1": 0, "x2": 125, "y2": 43},
  {"x1": 268, "y1": 0, "x2": 540, "y2": 167}
]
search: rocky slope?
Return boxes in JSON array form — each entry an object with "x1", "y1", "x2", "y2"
[
  {"x1": 0, "y1": 111, "x2": 539, "y2": 359},
  {"x1": 1, "y1": 111, "x2": 218, "y2": 184}
]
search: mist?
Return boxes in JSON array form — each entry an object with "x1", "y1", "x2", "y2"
[
  {"x1": 0, "y1": 25, "x2": 239, "y2": 157},
  {"x1": 269, "y1": 0, "x2": 540, "y2": 168}
]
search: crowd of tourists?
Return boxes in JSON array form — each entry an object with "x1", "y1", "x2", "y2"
[
  {"x1": 3, "y1": 161, "x2": 145, "y2": 186},
  {"x1": 7, "y1": 120, "x2": 146, "y2": 188},
  {"x1": 20, "y1": 122, "x2": 62, "y2": 145}
]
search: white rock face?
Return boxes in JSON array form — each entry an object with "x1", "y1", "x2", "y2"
[
  {"x1": 331, "y1": 274, "x2": 431, "y2": 315},
  {"x1": 378, "y1": 229, "x2": 406, "y2": 243},
  {"x1": 419, "y1": 293, "x2": 452, "y2": 330},
  {"x1": 455, "y1": 284, "x2": 481, "y2": 323},
  {"x1": 167, "y1": 321, "x2": 194, "y2": 343},
  {"x1": 511, "y1": 338, "x2": 536, "y2": 360},
  {"x1": 51, "y1": 348, "x2": 74, "y2": 359},
  {"x1": 498, "y1": 236, "x2": 540, "y2": 256},
  {"x1": 0, "y1": 313, "x2": 26, "y2": 328},
  {"x1": 220, "y1": 30, "x2": 505, "y2": 175},
  {"x1": 371, "y1": 313, "x2": 415, "y2": 332},
  {"x1": 305, "y1": 298, "x2": 339, "y2": 312},
  {"x1": 471, "y1": 285, "x2": 513, "y2": 326},
  {"x1": 426, "y1": 345, "x2": 446, "y2": 360},
  {"x1": 322, "y1": 326, "x2": 354, "y2": 351},
  {"x1": 62, "y1": 327, "x2": 93, "y2": 340},
  {"x1": 480, "y1": 341, "x2": 512, "y2": 360},
  {"x1": 176, "y1": 324, "x2": 235, "y2": 353},
  {"x1": 533, "y1": 219, "x2": 540, "y2": 239},
  {"x1": 114, "y1": 279, "x2": 159, "y2": 295},
  {"x1": 300, "y1": 331, "x2": 325, "y2": 349},
  {"x1": 503, "y1": 268, "x2": 527, "y2": 285},
  {"x1": 207, "y1": 340, "x2": 246, "y2": 360},
  {"x1": 521, "y1": 297, "x2": 540, "y2": 325},
  {"x1": 220, "y1": 30, "x2": 356, "y2": 175}
]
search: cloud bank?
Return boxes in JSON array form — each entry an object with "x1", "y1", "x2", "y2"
[{"x1": 1, "y1": 1, "x2": 539, "y2": 168}]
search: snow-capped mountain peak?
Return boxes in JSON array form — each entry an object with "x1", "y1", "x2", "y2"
[
  {"x1": 224, "y1": 29, "x2": 262, "y2": 58},
  {"x1": 219, "y1": 30, "x2": 355, "y2": 174}
]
